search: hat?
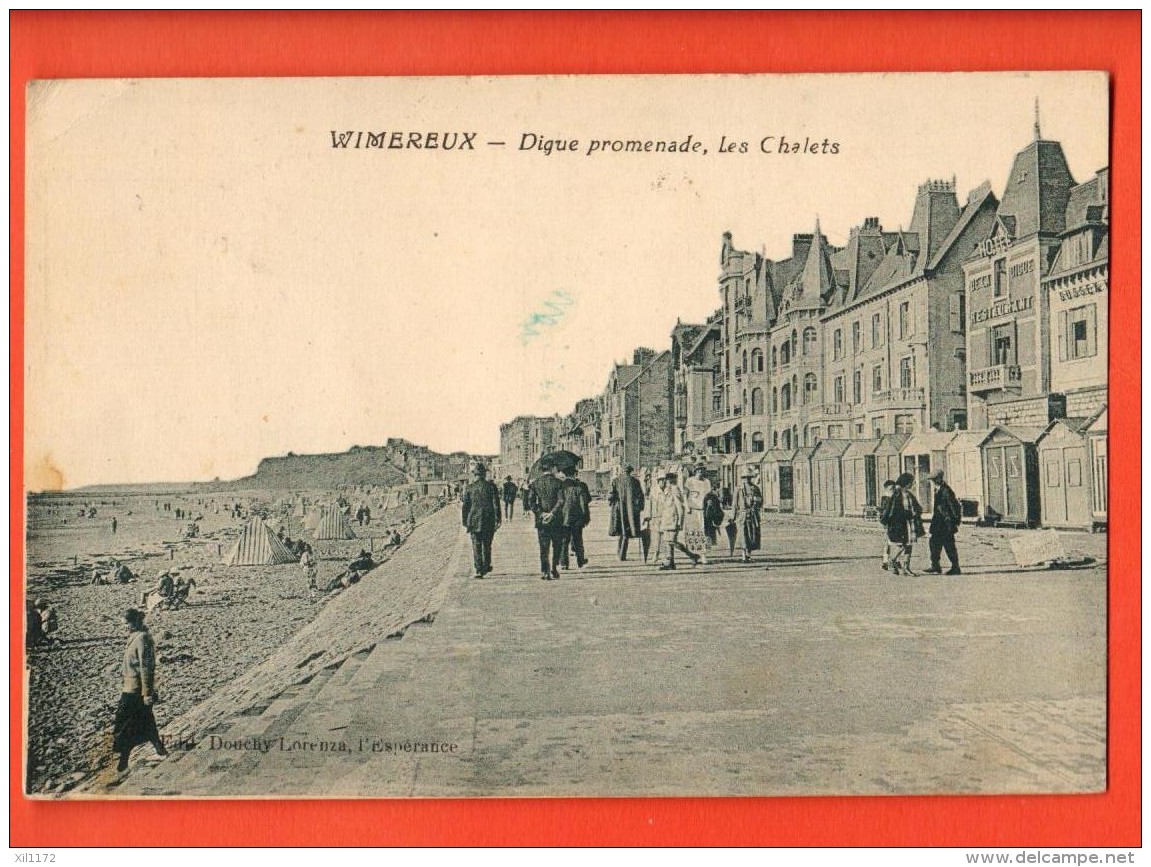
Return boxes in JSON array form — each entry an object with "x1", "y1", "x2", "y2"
[
  {"x1": 882, "y1": 479, "x2": 896, "y2": 489},
  {"x1": 505, "y1": 475, "x2": 512, "y2": 481},
  {"x1": 624, "y1": 465, "x2": 635, "y2": 474},
  {"x1": 473, "y1": 463, "x2": 488, "y2": 476},
  {"x1": 895, "y1": 472, "x2": 915, "y2": 488},
  {"x1": 928, "y1": 470, "x2": 945, "y2": 483},
  {"x1": 664, "y1": 470, "x2": 678, "y2": 480}
]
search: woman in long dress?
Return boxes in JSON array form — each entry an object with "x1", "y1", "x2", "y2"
[{"x1": 112, "y1": 608, "x2": 168, "y2": 772}]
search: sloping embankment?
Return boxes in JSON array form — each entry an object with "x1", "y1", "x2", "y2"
[{"x1": 160, "y1": 504, "x2": 464, "y2": 744}]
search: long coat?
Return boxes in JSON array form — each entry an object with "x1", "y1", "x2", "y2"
[
  {"x1": 929, "y1": 482, "x2": 962, "y2": 535},
  {"x1": 462, "y1": 479, "x2": 502, "y2": 534},
  {"x1": 657, "y1": 484, "x2": 686, "y2": 533},
  {"x1": 732, "y1": 481, "x2": 763, "y2": 551},
  {"x1": 528, "y1": 475, "x2": 565, "y2": 530},
  {"x1": 555, "y1": 478, "x2": 592, "y2": 528},
  {"x1": 609, "y1": 473, "x2": 645, "y2": 538}
]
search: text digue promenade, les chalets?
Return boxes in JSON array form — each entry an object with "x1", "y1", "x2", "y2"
[{"x1": 329, "y1": 130, "x2": 841, "y2": 157}]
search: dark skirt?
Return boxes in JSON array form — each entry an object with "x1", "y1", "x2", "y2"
[{"x1": 113, "y1": 692, "x2": 160, "y2": 755}]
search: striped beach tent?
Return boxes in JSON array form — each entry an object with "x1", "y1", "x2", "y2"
[
  {"x1": 313, "y1": 508, "x2": 356, "y2": 540},
  {"x1": 225, "y1": 518, "x2": 298, "y2": 566}
]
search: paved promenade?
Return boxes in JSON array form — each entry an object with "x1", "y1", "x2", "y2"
[{"x1": 109, "y1": 503, "x2": 1106, "y2": 798}]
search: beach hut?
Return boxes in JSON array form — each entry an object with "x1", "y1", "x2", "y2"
[
  {"x1": 791, "y1": 446, "x2": 817, "y2": 515},
  {"x1": 944, "y1": 431, "x2": 990, "y2": 522},
  {"x1": 1037, "y1": 417, "x2": 1094, "y2": 530},
  {"x1": 810, "y1": 439, "x2": 852, "y2": 517},
  {"x1": 900, "y1": 429, "x2": 958, "y2": 515},
  {"x1": 313, "y1": 508, "x2": 357, "y2": 540},
  {"x1": 760, "y1": 449, "x2": 796, "y2": 513},
  {"x1": 981, "y1": 426, "x2": 1043, "y2": 527},
  {"x1": 1086, "y1": 406, "x2": 1107, "y2": 528},
  {"x1": 842, "y1": 439, "x2": 879, "y2": 517},
  {"x1": 225, "y1": 518, "x2": 298, "y2": 566},
  {"x1": 872, "y1": 433, "x2": 909, "y2": 506}
]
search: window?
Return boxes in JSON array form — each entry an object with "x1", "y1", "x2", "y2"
[
  {"x1": 781, "y1": 383, "x2": 791, "y2": 411},
  {"x1": 772, "y1": 346, "x2": 778, "y2": 369},
  {"x1": 772, "y1": 387, "x2": 778, "y2": 413},
  {"x1": 873, "y1": 424, "x2": 883, "y2": 439},
  {"x1": 741, "y1": 349, "x2": 748, "y2": 375},
  {"x1": 993, "y1": 258, "x2": 1007, "y2": 297},
  {"x1": 751, "y1": 348, "x2": 764, "y2": 373},
  {"x1": 899, "y1": 356, "x2": 914, "y2": 389},
  {"x1": 949, "y1": 294, "x2": 966, "y2": 333},
  {"x1": 772, "y1": 431, "x2": 778, "y2": 447},
  {"x1": 853, "y1": 370, "x2": 862, "y2": 404},
  {"x1": 991, "y1": 322, "x2": 1016, "y2": 366},
  {"x1": 855, "y1": 423, "x2": 865, "y2": 436},
  {"x1": 834, "y1": 375, "x2": 845, "y2": 404},
  {"x1": 1067, "y1": 459, "x2": 1083, "y2": 487},
  {"x1": 852, "y1": 321, "x2": 861, "y2": 355},
  {"x1": 828, "y1": 424, "x2": 844, "y2": 438},
  {"x1": 833, "y1": 329, "x2": 843, "y2": 360},
  {"x1": 751, "y1": 432, "x2": 765, "y2": 452},
  {"x1": 751, "y1": 388, "x2": 764, "y2": 415},
  {"x1": 894, "y1": 414, "x2": 915, "y2": 434},
  {"x1": 872, "y1": 365, "x2": 883, "y2": 393},
  {"x1": 713, "y1": 394, "x2": 723, "y2": 413},
  {"x1": 871, "y1": 313, "x2": 882, "y2": 348},
  {"x1": 803, "y1": 327, "x2": 817, "y2": 356},
  {"x1": 780, "y1": 341, "x2": 790, "y2": 365},
  {"x1": 781, "y1": 429, "x2": 791, "y2": 449},
  {"x1": 809, "y1": 426, "x2": 822, "y2": 445},
  {"x1": 950, "y1": 410, "x2": 967, "y2": 431},
  {"x1": 898, "y1": 302, "x2": 911, "y2": 339},
  {"x1": 1046, "y1": 460, "x2": 1061, "y2": 487},
  {"x1": 1060, "y1": 305, "x2": 1098, "y2": 360},
  {"x1": 804, "y1": 373, "x2": 818, "y2": 405}
]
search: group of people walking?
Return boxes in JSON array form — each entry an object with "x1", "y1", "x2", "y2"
[
  {"x1": 610, "y1": 464, "x2": 764, "y2": 569},
  {"x1": 879, "y1": 470, "x2": 962, "y2": 576},
  {"x1": 462, "y1": 457, "x2": 964, "y2": 581}
]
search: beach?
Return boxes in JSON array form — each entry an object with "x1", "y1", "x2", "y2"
[{"x1": 24, "y1": 489, "x2": 441, "y2": 795}]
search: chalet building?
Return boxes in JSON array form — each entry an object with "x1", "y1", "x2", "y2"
[
  {"x1": 670, "y1": 317, "x2": 721, "y2": 453},
  {"x1": 594, "y1": 348, "x2": 674, "y2": 477},
  {"x1": 963, "y1": 124, "x2": 1103, "y2": 429}
]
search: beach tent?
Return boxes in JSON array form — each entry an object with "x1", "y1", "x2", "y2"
[
  {"x1": 225, "y1": 518, "x2": 298, "y2": 566},
  {"x1": 760, "y1": 449, "x2": 796, "y2": 513},
  {"x1": 842, "y1": 439, "x2": 879, "y2": 517},
  {"x1": 791, "y1": 446, "x2": 817, "y2": 515},
  {"x1": 1085, "y1": 406, "x2": 1107, "y2": 527},
  {"x1": 810, "y1": 439, "x2": 852, "y2": 517},
  {"x1": 944, "y1": 431, "x2": 990, "y2": 522},
  {"x1": 872, "y1": 433, "x2": 909, "y2": 506},
  {"x1": 981, "y1": 426, "x2": 1043, "y2": 527},
  {"x1": 1037, "y1": 417, "x2": 1093, "y2": 530},
  {"x1": 900, "y1": 429, "x2": 958, "y2": 515},
  {"x1": 313, "y1": 508, "x2": 357, "y2": 540}
]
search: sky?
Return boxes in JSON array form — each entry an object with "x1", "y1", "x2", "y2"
[{"x1": 25, "y1": 73, "x2": 1108, "y2": 489}]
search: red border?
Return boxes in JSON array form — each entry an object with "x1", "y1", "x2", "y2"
[{"x1": 10, "y1": 11, "x2": 1140, "y2": 847}]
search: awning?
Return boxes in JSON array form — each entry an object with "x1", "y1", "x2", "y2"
[{"x1": 703, "y1": 418, "x2": 742, "y2": 439}]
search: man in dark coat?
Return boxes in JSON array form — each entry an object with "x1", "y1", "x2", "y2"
[
  {"x1": 527, "y1": 458, "x2": 566, "y2": 580},
  {"x1": 924, "y1": 470, "x2": 962, "y2": 575},
  {"x1": 608, "y1": 465, "x2": 645, "y2": 561},
  {"x1": 461, "y1": 464, "x2": 502, "y2": 579},
  {"x1": 501, "y1": 476, "x2": 518, "y2": 520},
  {"x1": 556, "y1": 466, "x2": 591, "y2": 570}
]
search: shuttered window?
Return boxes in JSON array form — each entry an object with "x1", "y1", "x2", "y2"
[{"x1": 949, "y1": 294, "x2": 965, "y2": 333}]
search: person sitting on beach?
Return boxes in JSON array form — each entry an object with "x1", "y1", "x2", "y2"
[
  {"x1": 348, "y1": 550, "x2": 375, "y2": 573},
  {"x1": 35, "y1": 600, "x2": 59, "y2": 645},
  {"x1": 26, "y1": 599, "x2": 45, "y2": 648},
  {"x1": 141, "y1": 571, "x2": 176, "y2": 610}
]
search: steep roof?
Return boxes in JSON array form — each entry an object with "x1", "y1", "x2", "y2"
[
  {"x1": 926, "y1": 181, "x2": 998, "y2": 271},
  {"x1": 994, "y1": 139, "x2": 1076, "y2": 239},
  {"x1": 794, "y1": 221, "x2": 836, "y2": 308}
]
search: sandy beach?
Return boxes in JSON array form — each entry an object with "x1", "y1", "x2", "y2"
[{"x1": 23, "y1": 489, "x2": 444, "y2": 795}]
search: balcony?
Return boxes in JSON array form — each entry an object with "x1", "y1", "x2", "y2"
[
  {"x1": 872, "y1": 387, "x2": 926, "y2": 409},
  {"x1": 820, "y1": 402, "x2": 853, "y2": 419},
  {"x1": 968, "y1": 365, "x2": 1022, "y2": 395}
]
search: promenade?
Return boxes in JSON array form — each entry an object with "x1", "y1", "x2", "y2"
[{"x1": 108, "y1": 503, "x2": 1106, "y2": 798}]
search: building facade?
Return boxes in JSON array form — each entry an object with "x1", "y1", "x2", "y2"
[{"x1": 499, "y1": 415, "x2": 560, "y2": 479}]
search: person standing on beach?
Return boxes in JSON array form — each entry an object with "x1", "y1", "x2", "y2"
[
  {"x1": 461, "y1": 463, "x2": 502, "y2": 579},
  {"x1": 113, "y1": 608, "x2": 168, "y2": 772},
  {"x1": 111, "y1": 517, "x2": 117, "y2": 534},
  {"x1": 501, "y1": 476, "x2": 518, "y2": 520}
]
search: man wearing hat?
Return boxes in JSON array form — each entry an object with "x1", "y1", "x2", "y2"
[
  {"x1": 608, "y1": 465, "x2": 645, "y2": 562},
  {"x1": 924, "y1": 470, "x2": 962, "y2": 575},
  {"x1": 500, "y1": 475, "x2": 519, "y2": 520},
  {"x1": 656, "y1": 470, "x2": 700, "y2": 570},
  {"x1": 528, "y1": 456, "x2": 565, "y2": 580},
  {"x1": 462, "y1": 463, "x2": 502, "y2": 579}
]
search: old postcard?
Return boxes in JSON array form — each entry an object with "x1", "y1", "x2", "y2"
[{"x1": 23, "y1": 73, "x2": 1109, "y2": 799}]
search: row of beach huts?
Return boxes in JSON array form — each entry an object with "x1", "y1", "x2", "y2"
[{"x1": 706, "y1": 408, "x2": 1107, "y2": 531}]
